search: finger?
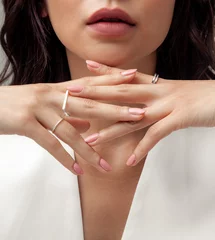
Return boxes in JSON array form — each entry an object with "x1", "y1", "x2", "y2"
[
  {"x1": 26, "y1": 120, "x2": 84, "y2": 175},
  {"x1": 86, "y1": 60, "x2": 157, "y2": 84},
  {"x1": 127, "y1": 114, "x2": 178, "y2": 167},
  {"x1": 77, "y1": 70, "x2": 137, "y2": 87},
  {"x1": 86, "y1": 60, "x2": 124, "y2": 75},
  {"x1": 64, "y1": 116, "x2": 90, "y2": 133},
  {"x1": 66, "y1": 96, "x2": 146, "y2": 122},
  {"x1": 84, "y1": 102, "x2": 171, "y2": 146},
  {"x1": 55, "y1": 71, "x2": 137, "y2": 92},
  {"x1": 68, "y1": 84, "x2": 161, "y2": 103},
  {"x1": 48, "y1": 115, "x2": 112, "y2": 173}
]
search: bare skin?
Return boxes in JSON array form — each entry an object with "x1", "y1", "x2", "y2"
[
  {"x1": 41, "y1": 0, "x2": 176, "y2": 238},
  {"x1": 0, "y1": 72, "x2": 146, "y2": 176},
  {"x1": 75, "y1": 129, "x2": 148, "y2": 240},
  {"x1": 0, "y1": 0, "x2": 178, "y2": 239}
]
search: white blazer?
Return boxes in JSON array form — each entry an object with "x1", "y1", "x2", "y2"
[{"x1": 1, "y1": 127, "x2": 215, "y2": 240}]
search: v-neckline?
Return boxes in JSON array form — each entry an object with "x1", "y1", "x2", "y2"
[{"x1": 71, "y1": 147, "x2": 157, "y2": 240}]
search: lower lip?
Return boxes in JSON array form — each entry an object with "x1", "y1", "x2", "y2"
[{"x1": 86, "y1": 22, "x2": 135, "y2": 36}]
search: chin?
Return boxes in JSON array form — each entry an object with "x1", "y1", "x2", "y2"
[
  {"x1": 84, "y1": 46, "x2": 134, "y2": 67},
  {"x1": 89, "y1": 57, "x2": 129, "y2": 68}
]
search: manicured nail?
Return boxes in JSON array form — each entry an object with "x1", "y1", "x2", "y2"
[
  {"x1": 126, "y1": 154, "x2": 136, "y2": 166},
  {"x1": 121, "y1": 69, "x2": 137, "y2": 76},
  {"x1": 73, "y1": 163, "x2": 84, "y2": 175},
  {"x1": 67, "y1": 85, "x2": 84, "y2": 93},
  {"x1": 99, "y1": 159, "x2": 112, "y2": 171},
  {"x1": 84, "y1": 133, "x2": 99, "y2": 143},
  {"x1": 129, "y1": 108, "x2": 145, "y2": 115},
  {"x1": 86, "y1": 60, "x2": 101, "y2": 68}
]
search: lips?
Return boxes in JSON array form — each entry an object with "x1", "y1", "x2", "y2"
[{"x1": 86, "y1": 8, "x2": 136, "y2": 26}]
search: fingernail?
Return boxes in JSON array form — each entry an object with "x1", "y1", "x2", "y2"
[
  {"x1": 126, "y1": 154, "x2": 136, "y2": 166},
  {"x1": 67, "y1": 85, "x2": 84, "y2": 93},
  {"x1": 99, "y1": 159, "x2": 112, "y2": 171},
  {"x1": 84, "y1": 133, "x2": 99, "y2": 143},
  {"x1": 73, "y1": 163, "x2": 84, "y2": 175},
  {"x1": 129, "y1": 108, "x2": 145, "y2": 115},
  {"x1": 121, "y1": 69, "x2": 137, "y2": 76},
  {"x1": 86, "y1": 60, "x2": 101, "y2": 68}
]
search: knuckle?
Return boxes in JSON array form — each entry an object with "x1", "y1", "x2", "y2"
[
  {"x1": 178, "y1": 117, "x2": 187, "y2": 130},
  {"x1": 64, "y1": 128, "x2": 78, "y2": 141},
  {"x1": 31, "y1": 84, "x2": 52, "y2": 108},
  {"x1": 48, "y1": 137, "x2": 62, "y2": 151},
  {"x1": 90, "y1": 151, "x2": 100, "y2": 164},
  {"x1": 137, "y1": 146, "x2": 146, "y2": 156},
  {"x1": 16, "y1": 113, "x2": 34, "y2": 136},
  {"x1": 121, "y1": 105, "x2": 129, "y2": 113},
  {"x1": 117, "y1": 84, "x2": 128, "y2": 93},
  {"x1": 105, "y1": 66, "x2": 114, "y2": 75},
  {"x1": 126, "y1": 120, "x2": 141, "y2": 128},
  {"x1": 83, "y1": 76, "x2": 93, "y2": 83},
  {"x1": 18, "y1": 111, "x2": 33, "y2": 125},
  {"x1": 147, "y1": 125, "x2": 160, "y2": 139},
  {"x1": 33, "y1": 83, "x2": 52, "y2": 95},
  {"x1": 164, "y1": 82, "x2": 177, "y2": 94},
  {"x1": 116, "y1": 105, "x2": 127, "y2": 118},
  {"x1": 82, "y1": 98, "x2": 96, "y2": 109},
  {"x1": 84, "y1": 86, "x2": 96, "y2": 96},
  {"x1": 27, "y1": 95, "x2": 40, "y2": 109}
]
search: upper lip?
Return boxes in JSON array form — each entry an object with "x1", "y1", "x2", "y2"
[{"x1": 86, "y1": 8, "x2": 136, "y2": 26}]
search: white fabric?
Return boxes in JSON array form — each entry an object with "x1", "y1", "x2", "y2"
[{"x1": 1, "y1": 127, "x2": 215, "y2": 239}]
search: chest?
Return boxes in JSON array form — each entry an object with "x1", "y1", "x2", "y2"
[{"x1": 77, "y1": 171, "x2": 143, "y2": 240}]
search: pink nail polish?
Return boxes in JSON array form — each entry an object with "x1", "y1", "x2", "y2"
[
  {"x1": 84, "y1": 133, "x2": 99, "y2": 143},
  {"x1": 73, "y1": 163, "x2": 84, "y2": 175},
  {"x1": 126, "y1": 154, "x2": 136, "y2": 166},
  {"x1": 121, "y1": 69, "x2": 137, "y2": 76},
  {"x1": 67, "y1": 85, "x2": 84, "y2": 93},
  {"x1": 99, "y1": 159, "x2": 112, "y2": 171},
  {"x1": 86, "y1": 60, "x2": 101, "y2": 68}
]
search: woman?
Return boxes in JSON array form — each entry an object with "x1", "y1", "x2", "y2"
[{"x1": 0, "y1": 0, "x2": 215, "y2": 239}]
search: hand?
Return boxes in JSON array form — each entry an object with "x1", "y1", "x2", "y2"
[
  {"x1": 68, "y1": 60, "x2": 215, "y2": 167},
  {"x1": 0, "y1": 70, "x2": 146, "y2": 175}
]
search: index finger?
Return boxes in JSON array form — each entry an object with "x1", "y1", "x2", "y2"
[
  {"x1": 53, "y1": 70, "x2": 137, "y2": 92},
  {"x1": 86, "y1": 60, "x2": 152, "y2": 84}
]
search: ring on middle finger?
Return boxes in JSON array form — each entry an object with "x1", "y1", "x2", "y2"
[{"x1": 62, "y1": 90, "x2": 71, "y2": 117}]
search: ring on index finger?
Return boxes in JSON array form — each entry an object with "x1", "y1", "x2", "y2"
[{"x1": 62, "y1": 90, "x2": 71, "y2": 117}]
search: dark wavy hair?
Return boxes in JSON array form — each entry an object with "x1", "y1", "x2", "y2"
[{"x1": 0, "y1": 0, "x2": 215, "y2": 85}]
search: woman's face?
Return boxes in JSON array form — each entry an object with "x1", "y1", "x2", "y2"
[{"x1": 44, "y1": 0, "x2": 175, "y2": 67}]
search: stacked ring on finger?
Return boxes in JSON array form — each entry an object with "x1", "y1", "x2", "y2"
[
  {"x1": 62, "y1": 90, "x2": 71, "y2": 117},
  {"x1": 51, "y1": 118, "x2": 64, "y2": 133},
  {"x1": 51, "y1": 89, "x2": 70, "y2": 133},
  {"x1": 152, "y1": 73, "x2": 159, "y2": 84}
]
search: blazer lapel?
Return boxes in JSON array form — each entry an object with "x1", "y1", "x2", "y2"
[
  {"x1": 120, "y1": 130, "x2": 166, "y2": 239},
  {"x1": 0, "y1": 135, "x2": 84, "y2": 240},
  {"x1": 121, "y1": 127, "x2": 215, "y2": 239},
  {"x1": 3, "y1": 127, "x2": 215, "y2": 239},
  {"x1": 59, "y1": 140, "x2": 85, "y2": 240}
]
